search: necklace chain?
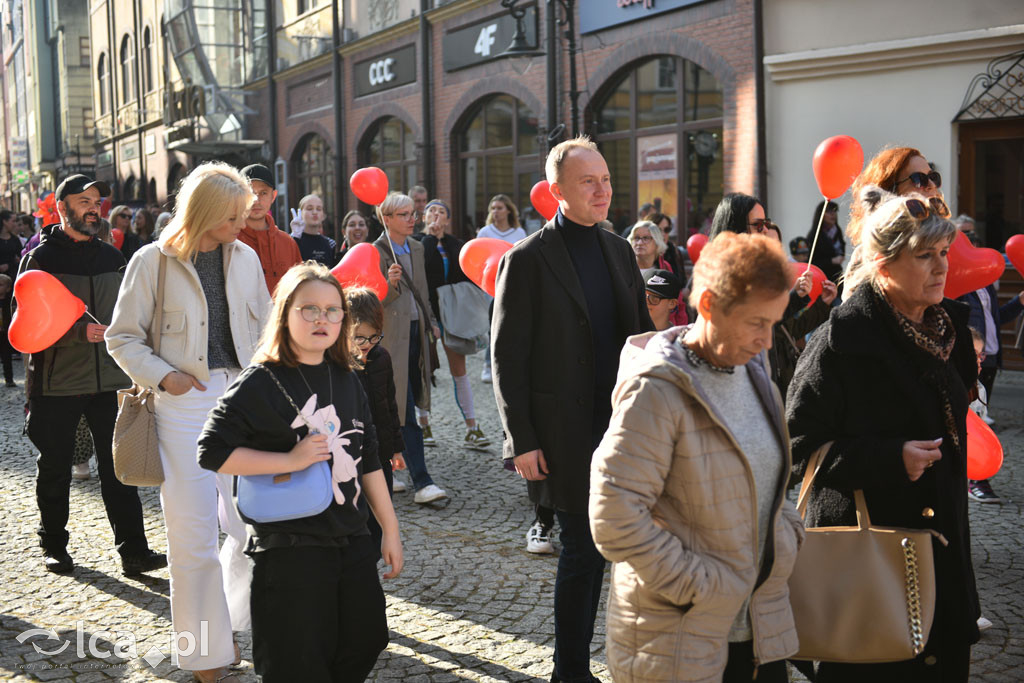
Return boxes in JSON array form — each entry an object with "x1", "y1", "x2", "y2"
[
  {"x1": 296, "y1": 363, "x2": 333, "y2": 410},
  {"x1": 678, "y1": 339, "x2": 735, "y2": 374}
]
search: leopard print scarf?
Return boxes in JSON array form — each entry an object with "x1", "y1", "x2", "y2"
[{"x1": 874, "y1": 285, "x2": 961, "y2": 454}]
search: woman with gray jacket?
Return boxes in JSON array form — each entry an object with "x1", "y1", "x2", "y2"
[
  {"x1": 106, "y1": 163, "x2": 271, "y2": 683},
  {"x1": 590, "y1": 232, "x2": 803, "y2": 683}
]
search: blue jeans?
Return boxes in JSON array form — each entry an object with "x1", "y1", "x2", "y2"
[
  {"x1": 552, "y1": 510, "x2": 606, "y2": 682},
  {"x1": 402, "y1": 321, "x2": 434, "y2": 490}
]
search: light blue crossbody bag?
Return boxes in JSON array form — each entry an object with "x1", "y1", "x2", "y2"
[{"x1": 234, "y1": 365, "x2": 334, "y2": 524}]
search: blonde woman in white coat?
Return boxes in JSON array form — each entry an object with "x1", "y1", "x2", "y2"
[{"x1": 106, "y1": 163, "x2": 271, "y2": 683}]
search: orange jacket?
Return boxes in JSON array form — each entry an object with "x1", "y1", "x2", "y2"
[{"x1": 238, "y1": 212, "x2": 301, "y2": 296}]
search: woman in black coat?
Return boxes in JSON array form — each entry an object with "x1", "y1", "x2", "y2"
[
  {"x1": 418, "y1": 199, "x2": 490, "y2": 450},
  {"x1": 786, "y1": 186, "x2": 979, "y2": 682}
]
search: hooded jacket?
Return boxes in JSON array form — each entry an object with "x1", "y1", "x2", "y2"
[
  {"x1": 590, "y1": 328, "x2": 801, "y2": 682},
  {"x1": 18, "y1": 224, "x2": 130, "y2": 397}
]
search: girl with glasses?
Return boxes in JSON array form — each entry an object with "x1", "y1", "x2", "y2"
[{"x1": 198, "y1": 263, "x2": 401, "y2": 682}]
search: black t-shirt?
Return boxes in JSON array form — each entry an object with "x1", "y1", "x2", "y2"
[
  {"x1": 294, "y1": 233, "x2": 337, "y2": 268},
  {"x1": 197, "y1": 361, "x2": 380, "y2": 552}
]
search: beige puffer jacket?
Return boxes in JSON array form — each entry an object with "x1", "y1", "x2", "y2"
[{"x1": 590, "y1": 328, "x2": 803, "y2": 683}]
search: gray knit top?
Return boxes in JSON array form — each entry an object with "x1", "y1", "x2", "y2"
[{"x1": 193, "y1": 245, "x2": 239, "y2": 370}]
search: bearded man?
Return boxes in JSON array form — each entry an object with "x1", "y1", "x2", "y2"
[{"x1": 17, "y1": 174, "x2": 165, "y2": 576}]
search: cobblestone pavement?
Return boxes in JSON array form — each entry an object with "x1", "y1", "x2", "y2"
[{"x1": 1, "y1": 351, "x2": 1022, "y2": 682}]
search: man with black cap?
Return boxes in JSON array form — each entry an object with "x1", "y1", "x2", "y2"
[
  {"x1": 644, "y1": 268, "x2": 682, "y2": 331},
  {"x1": 238, "y1": 163, "x2": 300, "y2": 294},
  {"x1": 17, "y1": 174, "x2": 165, "y2": 575}
]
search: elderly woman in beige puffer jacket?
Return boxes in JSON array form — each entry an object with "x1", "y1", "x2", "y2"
[{"x1": 590, "y1": 232, "x2": 805, "y2": 683}]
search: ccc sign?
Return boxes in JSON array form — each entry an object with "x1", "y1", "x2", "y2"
[{"x1": 368, "y1": 58, "x2": 396, "y2": 86}]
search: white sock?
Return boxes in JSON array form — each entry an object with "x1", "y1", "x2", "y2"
[{"x1": 453, "y1": 373, "x2": 475, "y2": 423}]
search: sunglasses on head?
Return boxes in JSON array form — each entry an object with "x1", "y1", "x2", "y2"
[
  {"x1": 901, "y1": 196, "x2": 951, "y2": 220},
  {"x1": 894, "y1": 170, "x2": 941, "y2": 192}
]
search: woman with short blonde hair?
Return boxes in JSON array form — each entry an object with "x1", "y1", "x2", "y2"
[{"x1": 107, "y1": 162, "x2": 270, "y2": 683}]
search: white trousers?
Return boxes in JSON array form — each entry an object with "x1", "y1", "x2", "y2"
[{"x1": 155, "y1": 368, "x2": 250, "y2": 670}]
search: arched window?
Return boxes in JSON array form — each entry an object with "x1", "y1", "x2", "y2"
[
  {"x1": 592, "y1": 56, "x2": 723, "y2": 236},
  {"x1": 120, "y1": 34, "x2": 136, "y2": 105},
  {"x1": 97, "y1": 53, "x2": 109, "y2": 115},
  {"x1": 292, "y1": 133, "x2": 336, "y2": 240},
  {"x1": 142, "y1": 26, "x2": 153, "y2": 93},
  {"x1": 359, "y1": 117, "x2": 417, "y2": 202},
  {"x1": 457, "y1": 94, "x2": 540, "y2": 235}
]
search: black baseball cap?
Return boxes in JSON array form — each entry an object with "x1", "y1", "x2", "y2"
[
  {"x1": 55, "y1": 174, "x2": 111, "y2": 202},
  {"x1": 241, "y1": 164, "x2": 275, "y2": 188},
  {"x1": 645, "y1": 269, "x2": 682, "y2": 300}
]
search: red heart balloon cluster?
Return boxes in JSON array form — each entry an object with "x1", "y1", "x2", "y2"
[
  {"x1": 350, "y1": 167, "x2": 389, "y2": 206},
  {"x1": 8, "y1": 270, "x2": 87, "y2": 353},
  {"x1": 460, "y1": 238, "x2": 513, "y2": 297},
  {"x1": 812, "y1": 135, "x2": 864, "y2": 200},
  {"x1": 966, "y1": 409, "x2": 1003, "y2": 480},
  {"x1": 944, "y1": 230, "x2": 1004, "y2": 299},
  {"x1": 330, "y1": 243, "x2": 388, "y2": 301},
  {"x1": 686, "y1": 234, "x2": 708, "y2": 264},
  {"x1": 789, "y1": 263, "x2": 828, "y2": 305},
  {"x1": 530, "y1": 180, "x2": 559, "y2": 222}
]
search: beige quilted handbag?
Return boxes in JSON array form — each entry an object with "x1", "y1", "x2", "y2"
[
  {"x1": 112, "y1": 255, "x2": 166, "y2": 487},
  {"x1": 788, "y1": 442, "x2": 945, "y2": 663}
]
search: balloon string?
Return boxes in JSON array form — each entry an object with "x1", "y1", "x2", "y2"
[
  {"x1": 806, "y1": 197, "x2": 828, "y2": 269},
  {"x1": 84, "y1": 309, "x2": 102, "y2": 324}
]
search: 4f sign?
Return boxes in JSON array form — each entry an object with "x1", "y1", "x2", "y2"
[
  {"x1": 368, "y1": 58, "x2": 395, "y2": 86},
  {"x1": 474, "y1": 24, "x2": 498, "y2": 57}
]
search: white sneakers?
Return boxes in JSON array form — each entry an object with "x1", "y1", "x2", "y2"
[
  {"x1": 72, "y1": 463, "x2": 91, "y2": 480},
  {"x1": 526, "y1": 521, "x2": 554, "y2": 554},
  {"x1": 414, "y1": 484, "x2": 448, "y2": 504},
  {"x1": 391, "y1": 476, "x2": 407, "y2": 493},
  {"x1": 481, "y1": 366, "x2": 492, "y2": 383}
]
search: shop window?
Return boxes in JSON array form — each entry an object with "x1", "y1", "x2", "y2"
[
  {"x1": 456, "y1": 94, "x2": 540, "y2": 236},
  {"x1": 359, "y1": 116, "x2": 418, "y2": 202},
  {"x1": 292, "y1": 133, "x2": 336, "y2": 239},
  {"x1": 592, "y1": 56, "x2": 723, "y2": 237}
]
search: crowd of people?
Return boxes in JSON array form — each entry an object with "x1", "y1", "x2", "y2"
[{"x1": 1, "y1": 136, "x2": 1014, "y2": 683}]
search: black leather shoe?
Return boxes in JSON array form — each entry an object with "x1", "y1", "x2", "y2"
[
  {"x1": 43, "y1": 549, "x2": 74, "y2": 574},
  {"x1": 122, "y1": 550, "x2": 167, "y2": 576}
]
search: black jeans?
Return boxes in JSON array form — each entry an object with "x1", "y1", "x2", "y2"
[
  {"x1": 1, "y1": 295, "x2": 13, "y2": 383},
  {"x1": 250, "y1": 536, "x2": 388, "y2": 682},
  {"x1": 722, "y1": 640, "x2": 788, "y2": 682},
  {"x1": 28, "y1": 392, "x2": 149, "y2": 556},
  {"x1": 552, "y1": 510, "x2": 606, "y2": 682}
]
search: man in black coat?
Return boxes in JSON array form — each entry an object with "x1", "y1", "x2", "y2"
[{"x1": 492, "y1": 137, "x2": 653, "y2": 682}]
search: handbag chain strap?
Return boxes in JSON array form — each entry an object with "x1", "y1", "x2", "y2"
[
  {"x1": 258, "y1": 364, "x2": 316, "y2": 432},
  {"x1": 901, "y1": 537, "x2": 926, "y2": 656}
]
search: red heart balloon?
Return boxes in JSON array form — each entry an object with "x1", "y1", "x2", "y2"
[
  {"x1": 459, "y1": 238, "x2": 513, "y2": 297},
  {"x1": 530, "y1": 180, "x2": 559, "y2": 222},
  {"x1": 111, "y1": 228, "x2": 125, "y2": 249},
  {"x1": 330, "y1": 243, "x2": 388, "y2": 301},
  {"x1": 1005, "y1": 234, "x2": 1024, "y2": 274},
  {"x1": 686, "y1": 233, "x2": 708, "y2": 264},
  {"x1": 789, "y1": 262, "x2": 827, "y2": 305},
  {"x1": 944, "y1": 230, "x2": 1004, "y2": 299},
  {"x1": 8, "y1": 270, "x2": 88, "y2": 353},
  {"x1": 100, "y1": 197, "x2": 112, "y2": 219},
  {"x1": 812, "y1": 135, "x2": 864, "y2": 200},
  {"x1": 350, "y1": 167, "x2": 389, "y2": 206},
  {"x1": 966, "y1": 409, "x2": 1003, "y2": 480}
]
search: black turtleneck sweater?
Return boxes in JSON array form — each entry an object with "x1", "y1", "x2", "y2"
[{"x1": 555, "y1": 211, "x2": 621, "y2": 445}]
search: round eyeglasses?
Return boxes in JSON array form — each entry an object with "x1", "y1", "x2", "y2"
[{"x1": 295, "y1": 305, "x2": 344, "y2": 323}]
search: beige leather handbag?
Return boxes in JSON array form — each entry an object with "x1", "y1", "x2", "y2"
[
  {"x1": 112, "y1": 254, "x2": 166, "y2": 487},
  {"x1": 788, "y1": 442, "x2": 945, "y2": 663}
]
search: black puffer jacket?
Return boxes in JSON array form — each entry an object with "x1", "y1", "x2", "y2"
[
  {"x1": 358, "y1": 343, "x2": 405, "y2": 469},
  {"x1": 18, "y1": 224, "x2": 130, "y2": 397},
  {"x1": 786, "y1": 284, "x2": 980, "y2": 663}
]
